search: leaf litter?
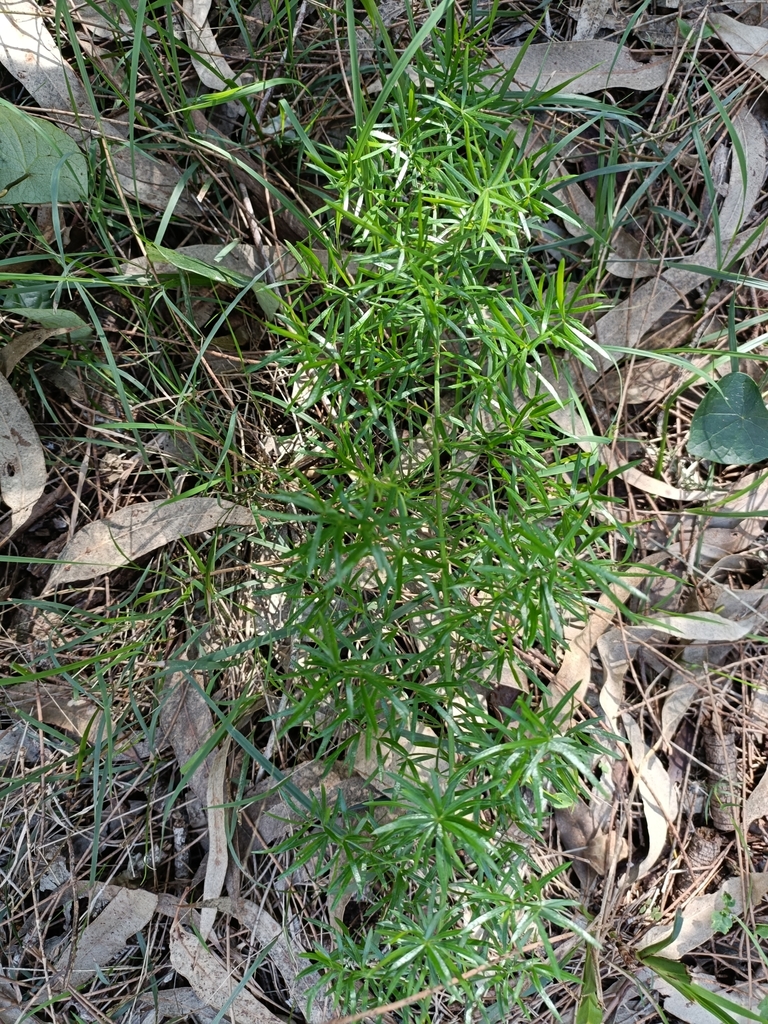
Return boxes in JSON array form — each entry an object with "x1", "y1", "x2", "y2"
[{"x1": 5, "y1": 4, "x2": 768, "y2": 1024}]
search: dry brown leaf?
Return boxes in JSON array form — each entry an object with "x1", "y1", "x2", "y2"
[
  {"x1": 0, "y1": 371, "x2": 47, "y2": 535},
  {"x1": 183, "y1": 0, "x2": 244, "y2": 90},
  {"x1": 555, "y1": 794, "x2": 627, "y2": 879},
  {"x1": 638, "y1": 872, "x2": 768, "y2": 957},
  {"x1": 655, "y1": 972, "x2": 768, "y2": 1024},
  {"x1": 3, "y1": 681, "x2": 104, "y2": 737},
  {"x1": 549, "y1": 569, "x2": 655, "y2": 709},
  {"x1": 485, "y1": 41, "x2": 672, "y2": 94},
  {"x1": 623, "y1": 713, "x2": 678, "y2": 878},
  {"x1": 0, "y1": 978, "x2": 22, "y2": 1024},
  {"x1": 136, "y1": 987, "x2": 217, "y2": 1023},
  {"x1": 0, "y1": 328, "x2": 64, "y2": 377},
  {"x1": 226, "y1": 898, "x2": 331, "y2": 1024},
  {"x1": 744, "y1": 768, "x2": 768, "y2": 831},
  {"x1": 543, "y1": 111, "x2": 766, "y2": 462},
  {"x1": 711, "y1": 12, "x2": 768, "y2": 80},
  {"x1": 652, "y1": 611, "x2": 756, "y2": 642},
  {"x1": 170, "y1": 924, "x2": 285, "y2": 1024},
  {"x1": 54, "y1": 887, "x2": 158, "y2": 988},
  {"x1": 573, "y1": 0, "x2": 614, "y2": 39},
  {"x1": 661, "y1": 644, "x2": 732, "y2": 747},
  {"x1": 159, "y1": 653, "x2": 215, "y2": 831},
  {"x1": 559, "y1": 178, "x2": 654, "y2": 279},
  {"x1": 199, "y1": 737, "x2": 230, "y2": 941},
  {"x1": 45, "y1": 496, "x2": 256, "y2": 590}
]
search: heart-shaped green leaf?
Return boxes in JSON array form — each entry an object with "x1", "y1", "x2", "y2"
[
  {"x1": 688, "y1": 372, "x2": 768, "y2": 465},
  {"x1": 0, "y1": 99, "x2": 87, "y2": 205}
]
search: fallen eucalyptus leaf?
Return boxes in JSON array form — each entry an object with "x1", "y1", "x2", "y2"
[
  {"x1": 0, "y1": 328, "x2": 64, "y2": 377},
  {"x1": 54, "y1": 887, "x2": 158, "y2": 988},
  {"x1": 711, "y1": 12, "x2": 768, "y2": 81},
  {"x1": 183, "y1": 0, "x2": 244, "y2": 91},
  {"x1": 170, "y1": 925, "x2": 285, "y2": 1024},
  {"x1": 45, "y1": 496, "x2": 256, "y2": 590},
  {"x1": 651, "y1": 610, "x2": 755, "y2": 642},
  {"x1": 0, "y1": 371, "x2": 46, "y2": 534},
  {"x1": 159, "y1": 651, "x2": 215, "y2": 832},
  {"x1": 199, "y1": 737, "x2": 230, "y2": 941},
  {"x1": 3, "y1": 681, "x2": 105, "y2": 738},
  {"x1": 485, "y1": 41, "x2": 672, "y2": 94},
  {"x1": 638, "y1": 873, "x2": 768, "y2": 957}
]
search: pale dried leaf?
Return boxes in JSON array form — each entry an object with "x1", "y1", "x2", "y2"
[
  {"x1": 711, "y1": 12, "x2": 768, "y2": 80},
  {"x1": 655, "y1": 972, "x2": 768, "y2": 1024},
  {"x1": 592, "y1": 111, "x2": 765, "y2": 356},
  {"x1": 199, "y1": 737, "x2": 230, "y2": 941},
  {"x1": 550, "y1": 570, "x2": 652, "y2": 709},
  {"x1": 170, "y1": 925, "x2": 285, "y2": 1024},
  {"x1": 622, "y1": 713, "x2": 679, "y2": 878},
  {"x1": 54, "y1": 887, "x2": 158, "y2": 987},
  {"x1": 638, "y1": 873, "x2": 768, "y2": 957},
  {"x1": 226, "y1": 898, "x2": 331, "y2": 1024},
  {"x1": 136, "y1": 987, "x2": 217, "y2": 1023},
  {"x1": 485, "y1": 41, "x2": 672, "y2": 94},
  {"x1": 0, "y1": 0, "x2": 89, "y2": 119},
  {"x1": 597, "y1": 627, "x2": 661, "y2": 733},
  {"x1": 0, "y1": 372, "x2": 46, "y2": 535},
  {"x1": 0, "y1": 328, "x2": 64, "y2": 377},
  {"x1": 651, "y1": 611, "x2": 756, "y2": 642},
  {"x1": 559, "y1": 178, "x2": 653, "y2": 278},
  {"x1": 3, "y1": 681, "x2": 104, "y2": 737},
  {"x1": 183, "y1": 0, "x2": 243, "y2": 90},
  {"x1": 45, "y1": 496, "x2": 256, "y2": 590},
  {"x1": 159, "y1": 653, "x2": 214, "y2": 829},
  {"x1": 574, "y1": 0, "x2": 614, "y2": 40},
  {"x1": 744, "y1": 764, "x2": 768, "y2": 831},
  {"x1": 0, "y1": 978, "x2": 21, "y2": 1024}
]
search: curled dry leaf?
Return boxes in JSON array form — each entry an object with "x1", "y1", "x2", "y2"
[
  {"x1": 183, "y1": 0, "x2": 245, "y2": 91},
  {"x1": 485, "y1": 41, "x2": 672, "y2": 94},
  {"x1": 0, "y1": 328, "x2": 65, "y2": 377},
  {"x1": 199, "y1": 737, "x2": 230, "y2": 941},
  {"x1": 45, "y1": 496, "x2": 257, "y2": 591},
  {"x1": 652, "y1": 611, "x2": 756, "y2": 642},
  {"x1": 622, "y1": 713, "x2": 678, "y2": 879},
  {"x1": 3, "y1": 681, "x2": 104, "y2": 738},
  {"x1": 170, "y1": 924, "x2": 285, "y2": 1024},
  {"x1": 710, "y1": 12, "x2": 768, "y2": 80},
  {"x1": 555, "y1": 793, "x2": 627, "y2": 881},
  {"x1": 0, "y1": 372, "x2": 46, "y2": 535},
  {"x1": 638, "y1": 872, "x2": 768, "y2": 958},
  {"x1": 53, "y1": 887, "x2": 158, "y2": 988},
  {"x1": 549, "y1": 567, "x2": 655, "y2": 711}
]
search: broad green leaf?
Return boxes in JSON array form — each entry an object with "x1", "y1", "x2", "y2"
[
  {"x1": 0, "y1": 99, "x2": 87, "y2": 204},
  {"x1": 688, "y1": 372, "x2": 768, "y2": 465},
  {"x1": 576, "y1": 993, "x2": 603, "y2": 1024},
  {"x1": 4, "y1": 307, "x2": 88, "y2": 330}
]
